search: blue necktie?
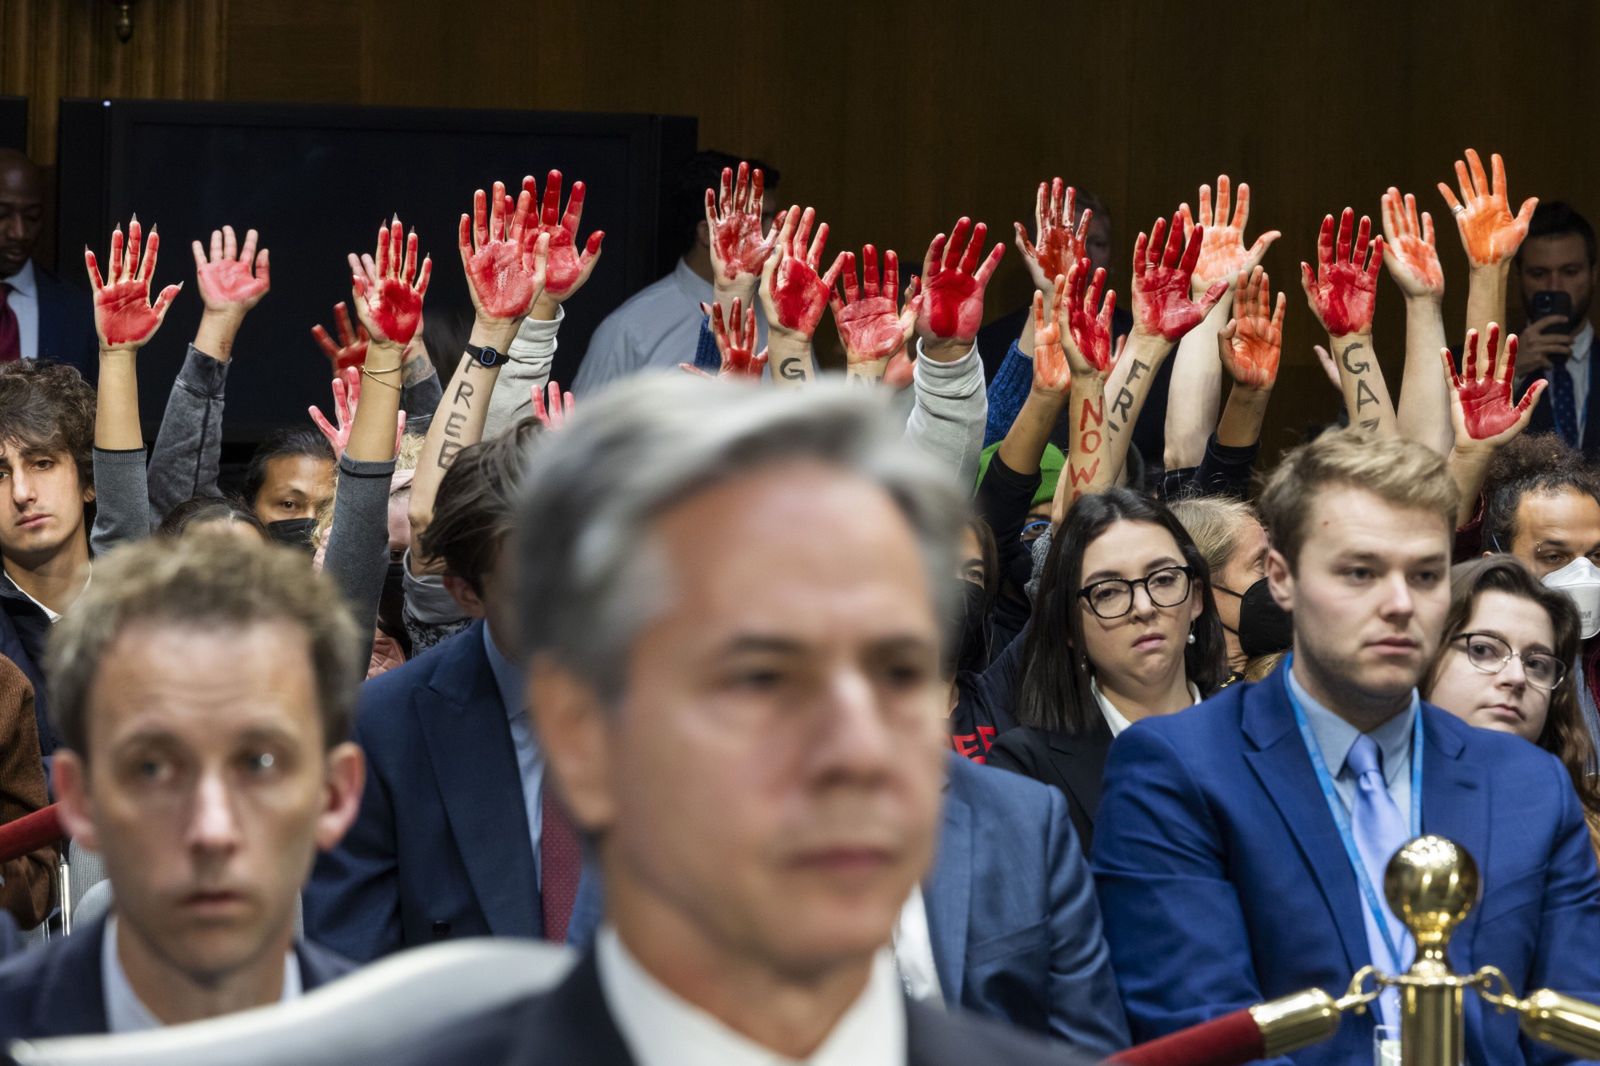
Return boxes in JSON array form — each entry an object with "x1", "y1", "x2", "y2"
[
  {"x1": 1550, "y1": 359, "x2": 1580, "y2": 447},
  {"x1": 1347, "y1": 734, "x2": 1411, "y2": 1026}
]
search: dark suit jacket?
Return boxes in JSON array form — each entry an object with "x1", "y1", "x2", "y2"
[
  {"x1": 0, "y1": 916, "x2": 352, "y2": 1041},
  {"x1": 1094, "y1": 662, "x2": 1600, "y2": 1065},
  {"x1": 383, "y1": 946, "x2": 1089, "y2": 1066},
  {"x1": 565, "y1": 754, "x2": 1128, "y2": 1055},
  {"x1": 305, "y1": 620, "x2": 575, "y2": 961},
  {"x1": 1522, "y1": 351, "x2": 1600, "y2": 459},
  {"x1": 985, "y1": 716, "x2": 1113, "y2": 853},
  {"x1": 30, "y1": 264, "x2": 97, "y2": 383}
]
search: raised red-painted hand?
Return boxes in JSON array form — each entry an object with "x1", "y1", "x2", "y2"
[
  {"x1": 829, "y1": 245, "x2": 920, "y2": 365},
  {"x1": 311, "y1": 302, "x2": 371, "y2": 371},
  {"x1": 1062, "y1": 258, "x2": 1117, "y2": 375},
  {"x1": 1031, "y1": 276, "x2": 1072, "y2": 394},
  {"x1": 354, "y1": 217, "x2": 431, "y2": 345},
  {"x1": 1219, "y1": 266, "x2": 1285, "y2": 391},
  {"x1": 1014, "y1": 178, "x2": 1093, "y2": 290},
  {"x1": 1300, "y1": 208, "x2": 1382, "y2": 336},
  {"x1": 918, "y1": 217, "x2": 1005, "y2": 343},
  {"x1": 1437, "y1": 149, "x2": 1538, "y2": 267},
  {"x1": 767, "y1": 206, "x2": 833, "y2": 337},
  {"x1": 85, "y1": 218, "x2": 183, "y2": 349},
  {"x1": 1444, "y1": 324, "x2": 1545, "y2": 441},
  {"x1": 1131, "y1": 213, "x2": 1226, "y2": 340},
  {"x1": 1379, "y1": 187, "x2": 1443, "y2": 297},
  {"x1": 702, "y1": 298, "x2": 768, "y2": 378},
  {"x1": 191, "y1": 225, "x2": 270, "y2": 309},
  {"x1": 706, "y1": 162, "x2": 776, "y2": 281},
  {"x1": 522, "y1": 170, "x2": 604, "y2": 297},
  {"x1": 458, "y1": 181, "x2": 543, "y2": 320},
  {"x1": 308, "y1": 365, "x2": 407, "y2": 456},
  {"x1": 531, "y1": 380, "x2": 575, "y2": 431}
]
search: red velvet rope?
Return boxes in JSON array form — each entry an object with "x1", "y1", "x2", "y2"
[
  {"x1": 0, "y1": 804, "x2": 63, "y2": 864},
  {"x1": 1105, "y1": 1008, "x2": 1267, "y2": 1066}
]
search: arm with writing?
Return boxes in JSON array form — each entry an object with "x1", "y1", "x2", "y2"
[
  {"x1": 1056, "y1": 259, "x2": 1122, "y2": 515},
  {"x1": 757, "y1": 205, "x2": 834, "y2": 386},
  {"x1": 1438, "y1": 149, "x2": 1536, "y2": 351},
  {"x1": 1164, "y1": 177, "x2": 1279, "y2": 469},
  {"x1": 1301, "y1": 208, "x2": 1396, "y2": 435},
  {"x1": 87, "y1": 218, "x2": 181, "y2": 553},
  {"x1": 1380, "y1": 188, "x2": 1452, "y2": 455},
  {"x1": 1443, "y1": 325, "x2": 1545, "y2": 527}
]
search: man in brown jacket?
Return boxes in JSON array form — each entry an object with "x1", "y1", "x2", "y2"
[{"x1": 0, "y1": 653, "x2": 53, "y2": 928}]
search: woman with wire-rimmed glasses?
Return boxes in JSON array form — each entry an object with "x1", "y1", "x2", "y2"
[
  {"x1": 1424, "y1": 555, "x2": 1600, "y2": 864},
  {"x1": 987, "y1": 488, "x2": 1227, "y2": 851}
]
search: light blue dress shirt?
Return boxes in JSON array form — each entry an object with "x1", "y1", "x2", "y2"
[
  {"x1": 102, "y1": 916, "x2": 301, "y2": 1033},
  {"x1": 483, "y1": 621, "x2": 544, "y2": 890},
  {"x1": 1286, "y1": 665, "x2": 1416, "y2": 817}
]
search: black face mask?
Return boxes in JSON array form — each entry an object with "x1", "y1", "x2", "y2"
[
  {"x1": 1218, "y1": 577, "x2": 1293, "y2": 659},
  {"x1": 376, "y1": 556, "x2": 412, "y2": 657},
  {"x1": 265, "y1": 517, "x2": 318, "y2": 552},
  {"x1": 945, "y1": 579, "x2": 991, "y2": 677}
]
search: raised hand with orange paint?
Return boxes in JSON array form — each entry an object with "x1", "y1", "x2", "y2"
[
  {"x1": 1179, "y1": 176, "x2": 1280, "y2": 298},
  {"x1": 1380, "y1": 187, "x2": 1453, "y2": 455},
  {"x1": 1380, "y1": 188, "x2": 1443, "y2": 299},
  {"x1": 1438, "y1": 149, "x2": 1537, "y2": 268},
  {"x1": 1218, "y1": 266, "x2": 1284, "y2": 392}
]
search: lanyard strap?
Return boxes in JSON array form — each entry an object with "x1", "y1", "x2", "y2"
[{"x1": 1284, "y1": 664, "x2": 1423, "y2": 973}]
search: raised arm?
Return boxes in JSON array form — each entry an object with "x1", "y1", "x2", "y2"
[
  {"x1": 408, "y1": 180, "x2": 547, "y2": 567},
  {"x1": 1057, "y1": 259, "x2": 1121, "y2": 513},
  {"x1": 706, "y1": 162, "x2": 778, "y2": 323},
  {"x1": 87, "y1": 217, "x2": 182, "y2": 552},
  {"x1": 1438, "y1": 149, "x2": 1537, "y2": 350},
  {"x1": 1215, "y1": 266, "x2": 1284, "y2": 450},
  {"x1": 829, "y1": 245, "x2": 920, "y2": 383},
  {"x1": 690, "y1": 299, "x2": 768, "y2": 379},
  {"x1": 1443, "y1": 324, "x2": 1546, "y2": 527},
  {"x1": 757, "y1": 205, "x2": 834, "y2": 385},
  {"x1": 1012, "y1": 178, "x2": 1094, "y2": 359},
  {"x1": 1164, "y1": 176, "x2": 1279, "y2": 469},
  {"x1": 147, "y1": 225, "x2": 269, "y2": 522},
  {"x1": 1380, "y1": 188, "x2": 1451, "y2": 455},
  {"x1": 1301, "y1": 208, "x2": 1395, "y2": 435}
]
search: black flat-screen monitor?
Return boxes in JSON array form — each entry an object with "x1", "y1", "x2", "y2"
[
  {"x1": 0, "y1": 96, "x2": 24, "y2": 151},
  {"x1": 57, "y1": 99, "x2": 696, "y2": 441}
]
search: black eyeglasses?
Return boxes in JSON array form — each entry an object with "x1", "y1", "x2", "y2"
[
  {"x1": 1451, "y1": 632, "x2": 1567, "y2": 692},
  {"x1": 1078, "y1": 565, "x2": 1194, "y2": 619}
]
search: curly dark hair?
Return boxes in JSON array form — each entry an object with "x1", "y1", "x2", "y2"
[
  {"x1": 1482, "y1": 434, "x2": 1600, "y2": 553},
  {"x1": 0, "y1": 361, "x2": 96, "y2": 490}
]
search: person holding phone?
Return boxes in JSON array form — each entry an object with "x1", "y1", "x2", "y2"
[{"x1": 1517, "y1": 202, "x2": 1600, "y2": 454}]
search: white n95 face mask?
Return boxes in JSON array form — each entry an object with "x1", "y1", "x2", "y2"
[{"x1": 1543, "y1": 557, "x2": 1600, "y2": 640}]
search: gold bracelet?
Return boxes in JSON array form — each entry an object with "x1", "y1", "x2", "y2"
[{"x1": 361, "y1": 366, "x2": 402, "y2": 391}]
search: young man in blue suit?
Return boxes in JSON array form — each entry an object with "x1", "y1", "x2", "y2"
[
  {"x1": 0, "y1": 535, "x2": 363, "y2": 1040},
  {"x1": 1094, "y1": 430, "x2": 1600, "y2": 1065},
  {"x1": 305, "y1": 424, "x2": 587, "y2": 960}
]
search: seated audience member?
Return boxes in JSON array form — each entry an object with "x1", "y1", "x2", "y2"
[
  {"x1": 1094, "y1": 430, "x2": 1600, "y2": 1063},
  {"x1": 1171, "y1": 495, "x2": 1291, "y2": 681},
  {"x1": 1424, "y1": 556, "x2": 1600, "y2": 862},
  {"x1": 0, "y1": 654, "x2": 52, "y2": 928},
  {"x1": 241, "y1": 427, "x2": 336, "y2": 547},
  {"x1": 305, "y1": 420, "x2": 590, "y2": 960},
  {"x1": 0, "y1": 149, "x2": 96, "y2": 377},
  {"x1": 986, "y1": 488, "x2": 1227, "y2": 850},
  {"x1": 390, "y1": 377, "x2": 1084, "y2": 1065},
  {"x1": 573, "y1": 151, "x2": 777, "y2": 396},
  {"x1": 0, "y1": 360, "x2": 97, "y2": 754},
  {"x1": 1515, "y1": 203, "x2": 1598, "y2": 455},
  {"x1": 0, "y1": 534, "x2": 365, "y2": 1039}
]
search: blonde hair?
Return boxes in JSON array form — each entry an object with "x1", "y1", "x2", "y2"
[
  {"x1": 1257, "y1": 430, "x2": 1456, "y2": 568},
  {"x1": 312, "y1": 432, "x2": 427, "y2": 550},
  {"x1": 1170, "y1": 496, "x2": 1259, "y2": 578}
]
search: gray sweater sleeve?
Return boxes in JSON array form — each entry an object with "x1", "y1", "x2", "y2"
[
  {"x1": 903, "y1": 341, "x2": 988, "y2": 487},
  {"x1": 402, "y1": 366, "x2": 442, "y2": 434},
  {"x1": 482, "y1": 306, "x2": 563, "y2": 440},
  {"x1": 321, "y1": 454, "x2": 398, "y2": 642},
  {"x1": 89, "y1": 447, "x2": 152, "y2": 555},
  {"x1": 147, "y1": 344, "x2": 229, "y2": 527}
]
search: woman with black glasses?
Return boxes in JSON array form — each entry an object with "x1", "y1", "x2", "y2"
[
  {"x1": 1423, "y1": 555, "x2": 1600, "y2": 862},
  {"x1": 988, "y1": 488, "x2": 1227, "y2": 850}
]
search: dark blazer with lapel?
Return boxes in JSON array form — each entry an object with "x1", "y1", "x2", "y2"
[
  {"x1": 0, "y1": 916, "x2": 353, "y2": 1042},
  {"x1": 927, "y1": 753, "x2": 1127, "y2": 1054},
  {"x1": 304, "y1": 620, "x2": 544, "y2": 961},
  {"x1": 1523, "y1": 353, "x2": 1600, "y2": 460},
  {"x1": 985, "y1": 716, "x2": 1113, "y2": 852},
  {"x1": 1093, "y1": 663, "x2": 1600, "y2": 1066},
  {"x1": 30, "y1": 265, "x2": 97, "y2": 384},
  {"x1": 383, "y1": 947, "x2": 1092, "y2": 1066}
]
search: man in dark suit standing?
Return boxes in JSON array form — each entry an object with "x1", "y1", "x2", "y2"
[
  {"x1": 391, "y1": 377, "x2": 1085, "y2": 1065},
  {"x1": 1513, "y1": 202, "x2": 1599, "y2": 458},
  {"x1": 0, "y1": 149, "x2": 97, "y2": 381},
  {"x1": 0, "y1": 535, "x2": 363, "y2": 1041},
  {"x1": 1094, "y1": 430, "x2": 1600, "y2": 1065}
]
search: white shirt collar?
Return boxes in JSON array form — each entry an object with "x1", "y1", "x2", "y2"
[
  {"x1": 596, "y1": 926, "x2": 906, "y2": 1066},
  {"x1": 1, "y1": 258, "x2": 36, "y2": 296},
  {"x1": 1571, "y1": 321, "x2": 1595, "y2": 365},
  {"x1": 1091, "y1": 676, "x2": 1201, "y2": 738},
  {"x1": 102, "y1": 916, "x2": 302, "y2": 1034},
  {"x1": 0, "y1": 563, "x2": 89, "y2": 624},
  {"x1": 671, "y1": 257, "x2": 715, "y2": 307}
]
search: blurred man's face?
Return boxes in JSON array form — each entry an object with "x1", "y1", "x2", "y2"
[
  {"x1": 542, "y1": 462, "x2": 948, "y2": 980},
  {"x1": 0, "y1": 156, "x2": 44, "y2": 277},
  {"x1": 1519, "y1": 233, "x2": 1596, "y2": 325},
  {"x1": 55, "y1": 622, "x2": 362, "y2": 989},
  {"x1": 0, "y1": 439, "x2": 92, "y2": 568}
]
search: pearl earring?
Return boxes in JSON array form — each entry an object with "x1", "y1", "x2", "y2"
[{"x1": 1187, "y1": 631, "x2": 1197, "y2": 645}]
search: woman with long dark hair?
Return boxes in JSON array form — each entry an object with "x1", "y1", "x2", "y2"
[
  {"x1": 988, "y1": 488, "x2": 1227, "y2": 848},
  {"x1": 1423, "y1": 556, "x2": 1600, "y2": 864}
]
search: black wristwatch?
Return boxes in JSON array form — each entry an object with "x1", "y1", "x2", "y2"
[{"x1": 464, "y1": 343, "x2": 511, "y2": 368}]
